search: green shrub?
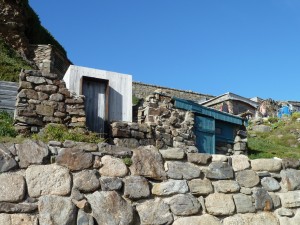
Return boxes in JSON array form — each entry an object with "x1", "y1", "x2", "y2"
[
  {"x1": 0, "y1": 111, "x2": 17, "y2": 137},
  {"x1": 267, "y1": 117, "x2": 279, "y2": 124},
  {"x1": 122, "y1": 157, "x2": 132, "y2": 166},
  {"x1": 132, "y1": 95, "x2": 140, "y2": 106},
  {"x1": 292, "y1": 112, "x2": 300, "y2": 121},
  {"x1": 33, "y1": 124, "x2": 104, "y2": 143},
  {"x1": 0, "y1": 38, "x2": 33, "y2": 81}
]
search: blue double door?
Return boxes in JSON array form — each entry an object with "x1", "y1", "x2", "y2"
[{"x1": 194, "y1": 115, "x2": 215, "y2": 154}]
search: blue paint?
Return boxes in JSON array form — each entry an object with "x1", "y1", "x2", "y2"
[{"x1": 278, "y1": 105, "x2": 292, "y2": 118}]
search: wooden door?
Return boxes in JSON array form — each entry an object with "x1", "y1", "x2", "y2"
[
  {"x1": 194, "y1": 115, "x2": 215, "y2": 154},
  {"x1": 82, "y1": 77, "x2": 109, "y2": 134}
]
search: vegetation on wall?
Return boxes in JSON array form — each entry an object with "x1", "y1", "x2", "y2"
[
  {"x1": 0, "y1": 37, "x2": 33, "y2": 81},
  {"x1": 0, "y1": 111, "x2": 17, "y2": 138}
]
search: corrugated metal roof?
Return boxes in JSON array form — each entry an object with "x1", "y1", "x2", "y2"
[{"x1": 174, "y1": 97, "x2": 246, "y2": 126}]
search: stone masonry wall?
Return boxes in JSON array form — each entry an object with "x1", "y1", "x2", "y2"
[
  {"x1": 28, "y1": 45, "x2": 72, "y2": 78},
  {"x1": 14, "y1": 70, "x2": 86, "y2": 134},
  {"x1": 1, "y1": 139, "x2": 300, "y2": 224},
  {"x1": 133, "y1": 81, "x2": 214, "y2": 102},
  {"x1": 112, "y1": 92, "x2": 247, "y2": 155}
]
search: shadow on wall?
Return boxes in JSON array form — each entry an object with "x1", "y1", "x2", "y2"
[{"x1": 109, "y1": 87, "x2": 123, "y2": 122}]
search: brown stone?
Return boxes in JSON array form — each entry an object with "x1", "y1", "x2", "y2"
[
  {"x1": 18, "y1": 89, "x2": 38, "y2": 99},
  {"x1": 35, "y1": 84, "x2": 58, "y2": 94},
  {"x1": 130, "y1": 146, "x2": 167, "y2": 180},
  {"x1": 56, "y1": 148, "x2": 93, "y2": 171},
  {"x1": 36, "y1": 104, "x2": 54, "y2": 116}
]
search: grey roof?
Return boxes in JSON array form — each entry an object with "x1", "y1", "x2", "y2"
[{"x1": 201, "y1": 92, "x2": 259, "y2": 108}]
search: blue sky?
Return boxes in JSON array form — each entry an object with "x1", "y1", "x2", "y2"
[{"x1": 29, "y1": 0, "x2": 300, "y2": 101}]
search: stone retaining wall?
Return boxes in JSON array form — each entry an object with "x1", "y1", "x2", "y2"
[
  {"x1": 14, "y1": 70, "x2": 86, "y2": 134},
  {"x1": 1, "y1": 139, "x2": 300, "y2": 224},
  {"x1": 133, "y1": 81, "x2": 214, "y2": 102}
]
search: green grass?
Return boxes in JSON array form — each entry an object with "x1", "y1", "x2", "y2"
[
  {"x1": 0, "y1": 38, "x2": 33, "y2": 81},
  {"x1": 32, "y1": 124, "x2": 105, "y2": 143},
  {"x1": 0, "y1": 111, "x2": 17, "y2": 138},
  {"x1": 248, "y1": 116, "x2": 300, "y2": 159}
]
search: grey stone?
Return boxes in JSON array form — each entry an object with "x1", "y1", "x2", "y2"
[
  {"x1": 231, "y1": 155, "x2": 250, "y2": 171},
  {"x1": 280, "y1": 169, "x2": 300, "y2": 191},
  {"x1": 39, "y1": 195, "x2": 76, "y2": 225},
  {"x1": 86, "y1": 191, "x2": 133, "y2": 225},
  {"x1": 50, "y1": 93, "x2": 64, "y2": 101},
  {"x1": 113, "y1": 138, "x2": 140, "y2": 150},
  {"x1": 124, "y1": 176, "x2": 150, "y2": 199},
  {"x1": 251, "y1": 158, "x2": 282, "y2": 172},
  {"x1": 98, "y1": 142, "x2": 132, "y2": 157},
  {"x1": 233, "y1": 193, "x2": 255, "y2": 213},
  {"x1": 130, "y1": 146, "x2": 167, "y2": 180},
  {"x1": 261, "y1": 177, "x2": 281, "y2": 191},
  {"x1": 173, "y1": 215, "x2": 221, "y2": 225},
  {"x1": 35, "y1": 84, "x2": 58, "y2": 94},
  {"x1": 36, "y1": 104, "x2": 55, "y2": 116},
  {"x1": 277, "y1": 208, "x2": 300, "y2": 225},
  {"x1": 26, "y1": 76, "x2": 46, "y2": 84},
  {"x1": 77, "y1": 209, "x2": 94, "y2": 225},
  {"x1": 159, "y1": 148, "x2": 185, "y2": 159},
  {"x1": 99, "y1": 155, "x2": 128, "y2": 177},
  {"x1": 15, "y1": 116, "x2": 43, "y2": 126},
  {"x1": 212, "y1": 154, "x2": 228, "y2": 162},
  {"x1": 278, "y1": 191, "x2": 300, "y2": 208},
  {"x1": 269, "y1": 192, "x2": 281, "y2": 209},
  {"x1": 0, "y1": 202, "x2": 37, "y2": 213},
  {"x1": 276, "y1": 208, "x2": 294, "y2": 217},
  {"x1": 18, "y1": 89, "x2": 38, "y2": 99},
  {"x1": 16, "y1": 139, "x2": 49, "y2": 168},
  {"x1": 169, "y1": 194, "x2": 201, "y2": 216},
  {"x1": 136, "y1": 199, "x2": 173, "y2": 225},
  {"x1": 74, "y1": 170, "x2": 100, "y2": 192},
  {"x1": 236, "y1": 170, "x2": 260, "y2": 187},
  {"x1": 0, "y1": 173, "x2": 25, "y2": 202},
  {"x1": 100, "y1": 177, "x2": 123, "y2": 191},
  {"x1": 48, "y1": 141, "x2": 62, "y2": 147},
  {"x1": 152, "y1": 179, "x2": 188, "y2": 196},
  {"x1": 205, "y1": 162, "x2": 234, "y2": 180},
  {"x1": 188, "y1": 178, "x2": 213, "y2": 195},
  {"x1": 213, "y1": 180, "x2": 240, "y2": 193},
  {"x1": 38, "y1": 91, "x2": 49, "y2": 100},
  {"x1": 73, "y1": 142, "x2": 98, "y2": 152},
  {"x1": 240, "y1": 187, "x2": 252, "y2": 195},
  {"x1": 205, "y1": 193, "x2": 235, "y2": 216},
  {"x1": 0, "y1": 144, "x2": 17, "y2": 172},
  {"x1": 253, "y1": 188, "x2": 273, "y2": 211},
  {"x1": 26, "y1": 164, "x2": 71, "y2": 197},
  {"x1": 0, "y1": 214, "x2": 38, "y2": 225},
  {"x1": 223, "y1": 213, "x2": 279, "y2": 225},
  {"x1": 252, "y1": 124, "x2": 272, "y2": 132},
  {"x1": 166, "y1": 161, "x2": 201, "y2": 180},
  {"x1": 233, "y1": 142, "x2": 247, "y2": 151},
  {"x1": 282, "y1": 158, "x2": 300, "y2": 169},
  {"x1": 56, "y1": 148, "x2": 93, "y2": 171},
  {"x1": 187, "y1": 153, "x2": 212, "y2": 165}
]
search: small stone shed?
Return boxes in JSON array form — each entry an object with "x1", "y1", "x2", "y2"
[
  {"x1": 112, "y1": 92, "x2": 247, "y2": 155},
  {"x1": 173, "y1": 97, "x2": 247, "y2": 154},
  {"x1": 64, "y1": 65, "x2": 132, "y2": 134},
  {"x1": 201, "y1": 92, "x2": 259, "y2": 117}
]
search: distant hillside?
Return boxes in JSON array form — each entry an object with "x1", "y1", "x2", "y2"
[
  {"x1": 248, "y1": 113, "x2": 300, "y2": 159},
  {"x1": 0, "y1": 0, "x2": 67, "y2": 81}
]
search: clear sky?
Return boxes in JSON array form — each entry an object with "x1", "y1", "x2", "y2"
[{"x1": 29, "y1": 0, "x2": 300, "y2": 101}]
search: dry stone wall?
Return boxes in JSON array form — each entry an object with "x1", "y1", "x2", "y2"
[
  {"x1": 112, "y1": 92, "x2": 247, "y2": 155},
  {"x1": 1, "y1": 139, "x2": 300, "y2": 224},
  {"x1": 133, "y1": 81, "x2": 214, "y2": 102},
  {"x1": 14, "y1": 70, "x2": 86, "y2": 134},
  {"x1": 111, "y1": 93, "x2": 196, "y2": 150}
]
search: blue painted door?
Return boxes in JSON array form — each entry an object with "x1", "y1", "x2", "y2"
[{"x1": 194, "y1": 116, "x2": 215, "y2": 154}]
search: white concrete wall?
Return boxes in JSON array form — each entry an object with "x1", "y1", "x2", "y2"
[{"x1": 64, "y1": 65, "x2": 132, "y2": 122}]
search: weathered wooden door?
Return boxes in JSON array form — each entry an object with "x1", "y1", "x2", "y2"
[
  {"x1": 194, "y1": 115, "x2": 215, "y2": 154},
  {"x1": 82, "y1": 77, "x2": 109, "y2": 134}
]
